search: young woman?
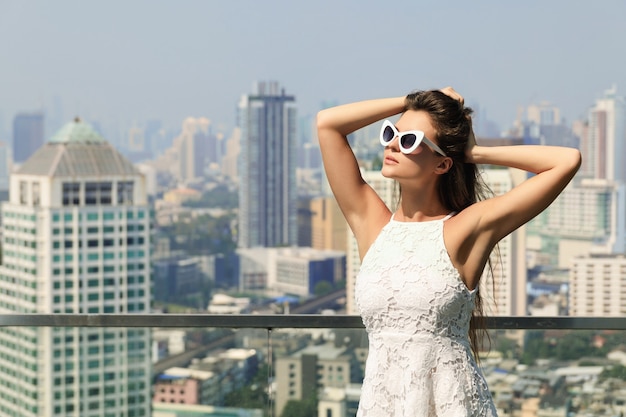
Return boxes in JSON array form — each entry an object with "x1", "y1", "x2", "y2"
[{"x1": 317, "y1": 87, "x2": 581, "y2": 416}]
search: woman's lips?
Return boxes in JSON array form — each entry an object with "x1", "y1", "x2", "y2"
[{"x1": 384, "y1": 156, "x2": 398, "y2": 164}]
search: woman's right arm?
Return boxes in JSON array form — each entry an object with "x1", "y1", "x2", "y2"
[{"x1": 316, "y1": 97, "x2": 405, "y2": 247}]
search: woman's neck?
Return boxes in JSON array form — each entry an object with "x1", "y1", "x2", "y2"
[{"x1": 396, "y1": 196, "x2": 449, "y2": 222}]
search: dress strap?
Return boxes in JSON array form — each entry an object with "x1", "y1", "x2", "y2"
[{"x1": 442, "y1": 212, "x2": 457, "y2": 221}]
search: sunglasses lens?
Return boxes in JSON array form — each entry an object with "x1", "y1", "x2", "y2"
[
  {"x1": 382, "y1": 125, "x2": 395, "y2": 143},
  {"x1": 400, "y1": 134, "x2": 417, "y2": 150}
]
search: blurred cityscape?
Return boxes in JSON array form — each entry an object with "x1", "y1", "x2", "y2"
[{"x1": 0, "y1": 79, "x2": 625, "y2": 417}]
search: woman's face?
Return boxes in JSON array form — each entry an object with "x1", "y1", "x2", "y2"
[{"x1": 380, "y1": 110, "x2": 444, "y2": 182}]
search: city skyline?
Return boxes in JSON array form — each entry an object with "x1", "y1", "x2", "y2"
[{"x1": 1, "y1": 1, "x2": 625, "y2": 138}]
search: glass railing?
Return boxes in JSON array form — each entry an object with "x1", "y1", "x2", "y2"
[{"x1": 0, "y1": 315, "x2": 624, "y2": 417}]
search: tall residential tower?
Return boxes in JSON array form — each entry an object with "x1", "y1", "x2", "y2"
[
  {"x1": 0, "y1": 119, "x2": 152, "y2": 417},
  {"x1": 237, "y1": 81, "x2": 297, "y2": 248},
  {"x1": 582, "y1": 86, "x2": 626, "y2": 181}
]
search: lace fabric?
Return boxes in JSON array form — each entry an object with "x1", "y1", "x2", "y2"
[{"x1": 355, "y1": 218, "x2": 497, "y2": 416}]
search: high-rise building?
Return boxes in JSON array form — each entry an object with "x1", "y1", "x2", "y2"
[
  {"x1": 570, "y1": 254, "x2": 626, "y2": 316},
  {"x1": 153, "y1": 117, "x2": 213, "y2": 184},
  {"x1": 310, "y1": 196, "x2": 348, "y2": 253},
  {"x1": 221, "y1": 128, "x2": 241, "y2": 182},
  {"x1": 528, "y1": 178, "x2": 626, "y2": 269},
  {"x1": 0, "y1": 119, "x2": 152, "y2": 416},
  {"x1": 526, "y1": 102, "x2": 561, "y2": 126},
  {"x1": 582, "y1": 86, "x2": 626, "y2": 181},
  {"x1": 237, "y1": 81, "x2": 297, "y2": 248},
  {"x1": 12, "y1": 112, "x2": 44, "y2": 164},
  {"x1": 175, "y1": 117, "x2": 211, "y2": 182}
]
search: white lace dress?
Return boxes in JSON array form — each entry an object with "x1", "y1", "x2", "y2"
[{"x1": 355, "y1": 215, "x2": 497, "y2": 417}]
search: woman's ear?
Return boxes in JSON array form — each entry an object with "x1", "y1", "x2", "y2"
[{"x1": 434, "y1": 157, "x2": 453, "y2": 175}]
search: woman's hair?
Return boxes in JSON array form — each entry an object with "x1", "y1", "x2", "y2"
[{"x1": 404, "y1": 90, "x2": 495, "y2": 360}]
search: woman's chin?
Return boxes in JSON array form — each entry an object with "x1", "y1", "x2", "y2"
[{"x1": 380, "y1": 166, "x2": 396, "y2": 179}]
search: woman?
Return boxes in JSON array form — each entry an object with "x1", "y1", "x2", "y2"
[{"x1": 317, "y1": 87, "x2": 581, "y2": 416}]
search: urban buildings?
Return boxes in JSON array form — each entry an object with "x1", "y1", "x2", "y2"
[
  {"x1": 581, "y1": 85, "x2": 626, "y2": 181},
  {"x1": 221, "y1": 127, "x2": 241, "y2": 182},
  {"x1": 153, "y1": 117, "x2": 218, "y2": 184},
  {"x1": 569, "y1": 254, "x2": 626, "y2": 316},
  {"x1": 529, "y1": 179, "x2": 626, "y2": 267},
  {"x1": 526, "y1": 102, "x2": 561, "y2": 126},
  {"x1": 309, "y1": 196, "x2": 348, "y2": 253},
  {"x1": 236, "y1": 246, "x2": 345, "y2": 297},
  {"x1": 153, "y1": 255, "x2": 205, "y2": 304},
  {"x1": 520, "y1": 86, "x2": 626, "y2": 317},
  {"x1": 12, "y1": 112, "x2": 44, "y2": 164},
  {"x1": 0, "y1": 118, "x2": 151, "y2": 416},
  {"x1": 275, "y1": 342, "x2": 362, "y2": 416},
  {"x1": 237, "y1": 81, "x2": 297, "y2": 248},
  {"x1": 153, "y1": 367, "x2": 219, "y2": 405}
]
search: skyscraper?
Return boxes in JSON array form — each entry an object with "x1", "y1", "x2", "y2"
[
  {"x1": 237, "y1": 81, "x2": 297, "y2": 248},
  {"x1": 12, "y1": 112, "x2": 44, "y2": 164},
  {"x1": 582, "y1": 86, "x2": 626, "y2": 181},
  {"x1": 0, "y1": 119, "x2": 151, "y2": 416}
]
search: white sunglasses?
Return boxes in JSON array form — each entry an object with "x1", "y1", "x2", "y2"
[{"x1": 379, "y1": 119, "x2": 447, "y2": 156}]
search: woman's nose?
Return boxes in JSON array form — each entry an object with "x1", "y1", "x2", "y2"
[{"x1": 387, "y1": 135, "x2": 400, "y2": 151}]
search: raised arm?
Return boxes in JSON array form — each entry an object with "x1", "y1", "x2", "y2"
[
  {"x1": 316, "y1": 97, "x2": 404, "y2": 248},
  {"x1": 447, "y1": 139, "x2": 581, "y2": 291},
  {"x1": 437, "y1": 86, "x2": 582, "y2": 244},
  {"x1": 467, "y1": 141, "x2": 581, "y2": 246}
]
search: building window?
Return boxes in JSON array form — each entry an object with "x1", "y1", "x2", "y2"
[
  {"x1": 117, "y1": 181, "x2": 134, "y2": 205},
  {"x1": 62, "y1": 182, "x2": 81, "y2": 206},
  {"x1": 19, "y1": 181, "x2": 28, "y2": 204},
  {"x1": 32, "y1": 182, "x2": 40, "y2": 206},
  {"x1": 85, "y1": 182, "x2": 113, "y2": 205}
]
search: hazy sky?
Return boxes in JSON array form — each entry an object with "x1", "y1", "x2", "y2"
[{"x1": 1, "y1": 0, "x2": 625, "y2": 137}]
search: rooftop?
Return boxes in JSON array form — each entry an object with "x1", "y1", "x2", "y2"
[{"x1": 16, "y1": 118, "x2": 139, "y2": 177}]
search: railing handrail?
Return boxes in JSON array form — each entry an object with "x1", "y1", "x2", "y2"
[{"x1": 0, "y1": 314, "x2": 623, "y2": 330}]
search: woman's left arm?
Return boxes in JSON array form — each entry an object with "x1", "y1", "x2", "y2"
[{"x1": 468, "y1": 143, "x2": 581, "y2": 243}]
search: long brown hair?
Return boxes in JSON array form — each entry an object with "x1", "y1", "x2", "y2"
[{"x1": 404, "y1": 90, "x2": 496, "y2": 360}]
